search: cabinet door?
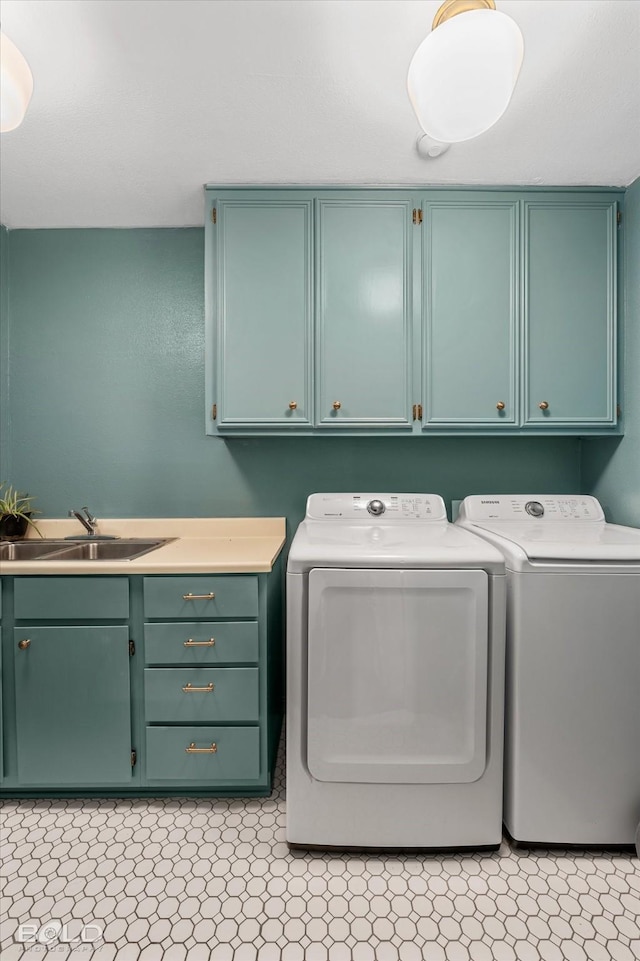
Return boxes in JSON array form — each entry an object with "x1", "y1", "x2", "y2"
[
  {"x1": 213, "y1": 197, "x2": 313, "y2": 427},
  {"x1": 523, "y1": 200, "x2": 617, "y2": 426},
  {"x1": 315, "y1": 197, "x2": 413, "y2": 428},
  {"x1": 0, "y1": 621, "x2": 3, "y2": 786},
  {"x1": 423, "y1": 200, "x2": 518, "y2": 427},
  {"x1": 13, "y1": 626, "x2": 132, "y2": 785}
]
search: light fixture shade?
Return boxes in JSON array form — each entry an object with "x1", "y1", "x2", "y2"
[
  {"x1": 1, "y1": 31, "x2": 34, "y2": 133},
  {"x1": 407, "y1": 9, "x2": 524, "y2": 144}
]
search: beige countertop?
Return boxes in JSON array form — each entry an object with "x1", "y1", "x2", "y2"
[{"x1": 0, "y1": 518, "x2": 287, "y2": 575}]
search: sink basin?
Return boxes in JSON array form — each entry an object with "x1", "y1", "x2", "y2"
[
  {"x1": 0, "y1": 538, "x2": 174, "y2": 562},
  {"x1": 50, "y1": 539, "x2": 173, "y2": 561},
  {"x1": 0, "y1": 540, "x2": 71, "y2": 561}
]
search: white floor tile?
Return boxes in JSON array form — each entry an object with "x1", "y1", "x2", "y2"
[{"x1": 1, "y1": 742, "x2": 638, "y2": 961}]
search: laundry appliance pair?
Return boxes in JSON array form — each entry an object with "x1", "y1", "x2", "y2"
[{"x1": 286, "y1": 492, "x2": 640, "y2": 850}]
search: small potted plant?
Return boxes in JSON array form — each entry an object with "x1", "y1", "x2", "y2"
[{"x1": 0, "y1": 483, "x2": 41, "y2": 540}]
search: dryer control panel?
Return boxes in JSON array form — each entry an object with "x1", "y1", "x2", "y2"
[
  {"x1": 306, "y1": 493, "x2": 447, "y2": 521},
  {"x1": 459, "y1": 495, "x2": 605, "y2": 522}
]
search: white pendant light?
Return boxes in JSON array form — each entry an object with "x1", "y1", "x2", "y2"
[
  {"x1": 1, "y1": 31, "x2": 34, "y2": 133},
  {"x1": 407, "y1": 0, "x2": 524, "y2": 144}
]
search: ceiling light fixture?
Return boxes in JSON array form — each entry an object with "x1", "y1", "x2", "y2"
[
  {"x1": 1, "y1": 31, "x2": 34, "y2": 133},
  {"x1": 416, "y1": 133, "x2": 451, "y2": 159},
  {"x1": 407, "y1": 0, "x2": 524, "y2": 144}
]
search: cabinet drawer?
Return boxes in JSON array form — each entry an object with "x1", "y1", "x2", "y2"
[
  {"x1": 144, "y1": 622, "x2": 259, "y2": 665},
  {"x1": 14, "y1": 577, "x2": 129, "y2": 621},
  {"x1": 144, "y1": 668, "x2": 259, "y2": 722},
  {"x1": 143, "y1": 576, "x2": 258, "y2": 619},
  {"x1": 145, "y1": 726, "x2": 260, "y2": 782}
]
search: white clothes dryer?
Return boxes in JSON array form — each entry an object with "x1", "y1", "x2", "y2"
[
  {"x1": 456, "y1": 494, "x2": 640, "y2": 847},
  {"x1": 286, "y1": 493, "x2": 506, "y2": 849}
]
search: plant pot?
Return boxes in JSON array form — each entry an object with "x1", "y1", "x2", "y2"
[{"x1": 0, "y1": 513, "x2": 30, "y2": 541}]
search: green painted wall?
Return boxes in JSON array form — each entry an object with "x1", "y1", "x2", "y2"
[
  {"x1": 582, "y1": 179, "x2": 640, "y2": 525},
  {"x1": 3, "y1": 228, "x2": 581, "y2": 535}
]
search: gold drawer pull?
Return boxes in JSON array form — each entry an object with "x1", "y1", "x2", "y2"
[
  {"x1": 186, "y1": 742, "x2": 217, "y2": 754},
  {"x1": 184, "y1": 638, "x2": 215, "y2": 647},
  {"x1": 332, "y1": 401, "x2": 341, "y2": 411},
  {"x1": 288, "y1": 401, "x2": 298, "y2": 410},
  {"x1": 496, "y1": 401, "x2": 506, "y2": 411},
  {"x1": 538, "y1": 401, "x2": 549, "y2": 410},
  {"x1": 182, "y1": 592, "x2": 215, "y2": 601},
  {"x1": 18, "y1": 639, "x2": 31, "y2": 651},
  {"x1": 182, "y1": 682, "x2": 214, "y2": 693}
]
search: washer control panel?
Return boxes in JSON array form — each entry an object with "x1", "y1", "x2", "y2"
[
  {"x1": 306, "y1": 493, "x2": 447, "y2": 521},
  {"x1": 459, "y1": 495, "x2": 605, "y2": 522}
]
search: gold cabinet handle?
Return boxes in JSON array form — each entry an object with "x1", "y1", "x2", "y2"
[
  {"x1": 18, "y1": 639, "x2": 31, "y2": 651},
  {"x1": 496, "y1": 401, "x2": 506, "y2": 411},
  {"x1": 182, "y1": 682, "x2": 214, "y2": 693},
  {"x1": 186, "y1": 742, "x2": 217, "y2": 754},
  {"x1": 288, "y1": 401, "x2": 298, "y2": 410},
  {"x1": 538, "y1": 401, "x2": 549, "y2": 410},
  {"x1": 332, "y1": 401, "x2": 341, "y2": 411},
  {"x1": 182, "y1": 592, "x2": 215, "y2": 601},
  {"x1": 184, "y1": 638, "x2": 215, "y2": 647}
]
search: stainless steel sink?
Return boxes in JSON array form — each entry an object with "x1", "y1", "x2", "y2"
[
  {"x1": 0, "y1": 540, "x2": 71, "y2": 561},
  {"x1": 0, "y1": 538, "x2": 174, "y2": 561},
  {"x1": 50, "y1": 539, "x2": 173, "y2": 561}
]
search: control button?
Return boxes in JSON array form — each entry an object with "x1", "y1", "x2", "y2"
[
  {"x1": 525, "y1": 501, "x2": 545, "y2": 518},
  {"x1": 367, "y1": 499, "x2": 386, "y2": 517}
]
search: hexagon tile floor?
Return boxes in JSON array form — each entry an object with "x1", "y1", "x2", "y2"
[{"x1": 1, "y1": 750, "x2": 639, "y2": 961}]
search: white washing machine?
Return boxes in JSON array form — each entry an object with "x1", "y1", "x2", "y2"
[
  {"x1": 286, "y1": 493, "x2": 506, "y2": 849},
  {"x1": 456, "y1": 494, "x2": 640, "y2": 847}
]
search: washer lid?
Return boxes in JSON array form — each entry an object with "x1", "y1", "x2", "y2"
[
  {"x1": 456, "y1": 495, "x2": 640, "y2": 565},
  {"x1": 287, "y1": 518, "x2": 505, "y2": 574},
  {"x1": 469, "y1": 521, "x2": 640, "y2": 563}
]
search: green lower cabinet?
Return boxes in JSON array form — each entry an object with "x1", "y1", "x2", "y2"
[
  {"x1": 0, "y1": 621, "x2": 3, "y2": 785},
  {"x1": 146, "y1": 726, "x2": 261, "y2": 783},
  {"x1": 13, "y1": 625, "x2": 132, "y2": 786},
  {"x1": 0, "y1": 566, "x2": 283, "y2": 797}
]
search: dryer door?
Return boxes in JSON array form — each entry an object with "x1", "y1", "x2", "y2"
[{"x1": 307, "y1": 568, "x2": 489, "y2": 784}]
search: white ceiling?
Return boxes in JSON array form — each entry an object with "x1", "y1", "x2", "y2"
[{"x1": 1, "y1": 0, "x2": 639, "y2": 229}]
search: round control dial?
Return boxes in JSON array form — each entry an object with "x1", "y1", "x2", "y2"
[
  {"x1": 525, "y1": 500, "x2": 545, "y2": 518},
  {"x1": 367, "y1": 499, "x2": 386, "y2": 517}
]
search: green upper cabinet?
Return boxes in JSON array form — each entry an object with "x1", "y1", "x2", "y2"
[
  {"x1": 422, "y1": 197, "x2": 518, "y2": 428},
  {"x1": 205, "y1": 187, "x2": 621, "y2": 436},
  {"x1": 314, "y1": 196, "x2": 413, "y2": 429},
  {"x1": 523, "y1": 198, "x2": 617, "y2": 427},
  {"x1": 208, "y1": 194, "x2": 313, "y2": 429}
]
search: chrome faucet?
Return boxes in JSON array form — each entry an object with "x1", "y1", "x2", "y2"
[{"x1": 68, "y1": 507, "x2": 98, "y2": 536}]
